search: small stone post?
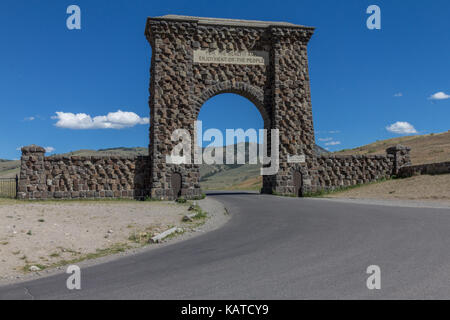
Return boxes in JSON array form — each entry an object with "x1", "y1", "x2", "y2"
[
  {"x1": 18, "y1": 145, "x2": 46, "y2": 199},
  {"x1": 386, "y1": 144, "x2": 411, "y2": 176}
]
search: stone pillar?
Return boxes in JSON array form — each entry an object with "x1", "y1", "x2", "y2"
[
  {"x1": 146, "y1": 17, "x2": 200, "y2": 200},
  {"x1": 268, "y1": 27, "x2": 315, "y2": 196},
  {"x1": 18, "y1": 145, "x2": 46, "y2": 199},
  {"x1": 386, "y1": 144, "x2": 411, "y2": 176}
]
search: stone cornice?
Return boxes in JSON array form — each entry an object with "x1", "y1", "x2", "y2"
[
  {"x1": 145, "y1": 15, "x2": 315, "y2": 45},
  {"x1": 149, "y1": 15, "x2": 315, "y2": 30}
]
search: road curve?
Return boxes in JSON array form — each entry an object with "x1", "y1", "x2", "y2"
[{"x1": 1, "y1": 192, "x2": 450, "y2": 299}]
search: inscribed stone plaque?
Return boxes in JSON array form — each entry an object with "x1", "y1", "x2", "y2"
[
  {"x1": 193, "y1": 49, "x2": 269, "y2": 66},
  {"x1": 287, "y1": 155, "x2": 306, "y2": 164}
]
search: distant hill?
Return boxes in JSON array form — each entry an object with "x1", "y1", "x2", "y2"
[
  {"x1": 199, "y1": 142, "x2": 260, "y2": 190},
  {"x1": 200, "y1": 143, "x2": 330, "y2": 190},
  {"x1": 315, "y1": 144, "x2": 329, "y2": 156},
  {"x1": 62, "y1": 147, "x2": 148, "y2": 157},
  {"x1": 334, "y1": 130, "x2": 450, "y2": 165},
  {"x1": 0, "y1": 160, "x2": 20, "y2": 178}
]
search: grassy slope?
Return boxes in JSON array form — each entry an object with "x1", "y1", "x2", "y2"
[
  {"x1": 335, "y1": 131, "x2": 450, "y2": 165},
  {"x1": 0, "y1": 160, "x2": 20, "y2": 178},
  {"x1": 200, "y1": 164, "x2": 262, "y2": 190}
]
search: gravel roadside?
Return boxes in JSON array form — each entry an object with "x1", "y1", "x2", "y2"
[
  {"x1": 0, "y1": 197, "x2": 230, "y2": 285},
  {"x1": 309, "y1": 197, "x2": 450, "y2": 209},
  {"x1": 324, "y1": 174, "x2": 450, "y2": 204}
]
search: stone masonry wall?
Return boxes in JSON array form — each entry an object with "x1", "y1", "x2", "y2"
[
  {"x1": 18, "y1": 144, "x2": 412, "y2": 199},
  {"x1": 18, "y1": 145, "x2": 150, "y2": 200},
  {"x1": 313, "y1": 144, "x2": 411, "y2": 192},
  {"x1": 315, "y1": 154, "x2": 393, "y2": 191},
  {"x1": 398, "y1": 161, "x2": 450, "y2": 178}
]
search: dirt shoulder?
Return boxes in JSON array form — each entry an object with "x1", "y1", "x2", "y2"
[
  {"x1": 0, "y1": 197, "x2": 229, "y2": 284},
  {"x1": 324, "y1": 174, "x2": 450, "y2": 204}
]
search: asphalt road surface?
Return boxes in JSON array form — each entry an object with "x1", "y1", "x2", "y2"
[{"x1": 1, "y1": 192, "x2": 450, "y2": 299}]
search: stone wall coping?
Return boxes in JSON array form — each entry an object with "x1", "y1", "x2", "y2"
[
  {"x1": 386, "y1": 144, "x2": 411, "y2": 153},
  {"x1": 45, "y1": 155, "x2": 146, "y2": 161},
  {"x1": 398, "y1": 161, "x2": 450, "y2": 178},
  {"x1": 403, "y1": 161, "x2": 450, "y2": 170},
  {"x1": 148, "y1": 15, "x2": 315, "y2": 30},
  {"x1": 319, "y1": 154, "x2": 389, "y2": 160},
  {"x1": 21, "y1": 145, "x2": 46, "y2": 153}
]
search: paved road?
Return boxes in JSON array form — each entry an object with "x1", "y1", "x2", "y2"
[{"x1": 1, "y1": 192, "x2": 450, "y2": 299}]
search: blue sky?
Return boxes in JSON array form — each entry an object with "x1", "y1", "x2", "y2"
[{"x1": 0, "y1": 0, "x2": 449, "y2": 159}]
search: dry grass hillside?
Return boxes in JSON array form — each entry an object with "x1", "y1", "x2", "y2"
[
  {"x1": 0, "y1": 160, "x2": 20, "y2": 178},
  {"x1": 335, "y1": 131, "x2": 450, "y2": 165}
]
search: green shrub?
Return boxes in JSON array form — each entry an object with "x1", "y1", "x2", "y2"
[{"x1": 176, "y1": 197, "x2": 187, "y2": 204}]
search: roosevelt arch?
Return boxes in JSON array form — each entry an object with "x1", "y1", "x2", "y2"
[{"x1": 145, "y1": 15, "x2": 316, "y2": 200}]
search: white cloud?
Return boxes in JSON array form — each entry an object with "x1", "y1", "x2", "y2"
[
  {"x1": 328, "y1": 130, "x2": 340, "y2": 134},
  {"x1": 394, "y1": 92, "x2": 403, "y2": 97},
  {"x1": 52, "y1": 110, "x2": 149, "y2": 129},
  {"x1": 386, "y1": 121, "x2": 418, "y2": 134},
  {"x1": 24, "y1": 116, "x2": 35, "y2": 121},
  {"x1": 325, "y1": 141, "x2": 341, "y2": 146},
  {"x1": 318, "y1": 137, "x2": 333, "y2": 142},
  {"x1": 429, "y1": 92, "x2": 450, "y2": 100},
  {"x1": 16, "y1": 146, "x2": 23, "y2": 151}
]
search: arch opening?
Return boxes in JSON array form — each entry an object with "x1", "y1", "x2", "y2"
[
  {"x1": 193, "y1": 82, "x2": 271, "y2": 129},
  {"x1": 196, "y1": 92, "x2": 266, "y2": 191}
]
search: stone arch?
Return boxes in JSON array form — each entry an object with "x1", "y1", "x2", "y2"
[
  {"x1": 192, "y1": 81, "x2": 271, "y2": 128},
  {"x1": 145, "y1": 15, "x2": 316, "y2": 200}
]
